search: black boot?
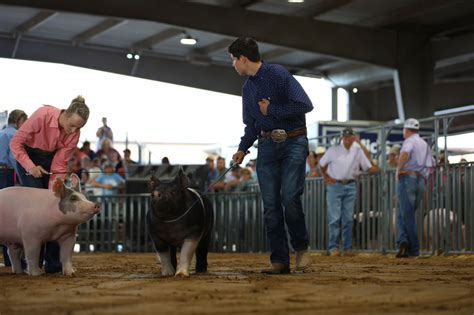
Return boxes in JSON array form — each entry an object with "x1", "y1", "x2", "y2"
[
  {"x1": 43, "y1": 242, "x2": 62, "y2": 274},
  {"x1": 396, "y1": 242, "x2": 409, "y2": 258},
  {"x1": 2, "y1": 245, "x2": 11, "y2": 267}
]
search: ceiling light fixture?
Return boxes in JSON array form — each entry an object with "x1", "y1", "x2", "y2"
[
  {"x1": 126, "y1": 53, "x2": 133, "y2": 59},
  {"x1": 288, "y1": 0, "x2": 304, "y2": 3},
  {"x1": 180, "y1": 34, "x2": 197, "y2": 46}
]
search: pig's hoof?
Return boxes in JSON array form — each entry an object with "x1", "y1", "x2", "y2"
[
  {"x1": 175, "y1": 268, "x2": 190, "y2": 277},
  {"x1": 28, "y1": 269, "x2": 42, "y2": 276},
  {"x1": 63, "y1": 267, "x2": 76, "y2": 276},
  {"x1": 161, "y1": 269, "x2": 175, "y2": 277}
]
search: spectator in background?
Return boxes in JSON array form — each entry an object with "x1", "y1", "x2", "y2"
[
  {"x1": 236, "y1": 167, "x2": 256, "y2": 191},
  {"x1": 96, "y1": 138, "x2": 121, "y2": 166},
  {"x1": 96, "y1": 117, "x2": 113, "y2": 149},
  {"x1": 224, "y1": 165, "x2": 241, "y2": 192},
  {"x1": 319, "y1": 127, "x2": 379, "y2": 257},
  {"x1": 79, "y1": 140, "x2": 96, "y2": 160},
  {"x1": 246, "y1": 159, "x2": 258, "y2": 181},
  {"x1": 116, "y1": 148, "x2": 137, "y2": 178},
  {"x1": 10, "y1": 95, "x2": 90, "y2": 274},
  {"x1": 212, "y1": 156, "x2": 227, "y2": 192},
  {"x1": 85, "y1": 157, "x2": 102, "y2": 196},
  {"x1": 387, "y1": 144, "x2": 401, "y2": 170},
  {"x1": 206, "y1": 156, "x2": 218, "y2": 185},
  {"x1": 306, "y1": 151, "x2": 320, "y2": 177},
  {"x1": 0, "y1": 109, "x2": 28, "y2": 268},
  {"x1": 161, "y1": 156, "x2": 170, "y2": 165},
  {"x1": 77, "y1": 155, "x2": 91, "y2": 179},
  {"x1": 91, "y1": 163, "x2": 125, "y2": 196}
]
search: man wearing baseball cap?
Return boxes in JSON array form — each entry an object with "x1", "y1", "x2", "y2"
[
  {"x1": 396, "y1": 118, "x2": 434, "y2": 258},
  {"x1": 319, "y1": 127, "x2": 379, "y2": 256}
]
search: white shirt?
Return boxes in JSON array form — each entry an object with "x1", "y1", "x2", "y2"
[{"x1": 319, "y1": 143, "x2": 372, "y2": 180}]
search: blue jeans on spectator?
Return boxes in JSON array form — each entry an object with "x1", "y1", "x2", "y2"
[
  {"x1": 327, "y1": 182, "x2": 357, "y2": 252},
  {"x1": 397, "y1": 174, "x2": 425, "y2": 256},
  {"x1": 256, "y1": 135, "x2": 309, "y2": 265}
]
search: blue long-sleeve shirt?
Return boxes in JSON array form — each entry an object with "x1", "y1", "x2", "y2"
[
  {"x1": 238, "y1": 62, "x2": 314, "y2": 152},
  {"x1": 0, "y1": 124, "x2": 18, "y2": 168}
]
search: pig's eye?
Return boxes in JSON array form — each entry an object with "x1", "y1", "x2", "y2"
[{"x1": 70, "y1": 195, "x2": 79, "y2": 201}]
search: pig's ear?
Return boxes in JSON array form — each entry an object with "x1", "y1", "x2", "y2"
[
  {"x1": 68, "y1": 174, "x2": 81, "y2": 192},
  {"x1": 177, "y1": 167, "x2": 189, "y2": 189},
  {"x1": 52, "y1": 177, "x2": 65, "y2": 197}
]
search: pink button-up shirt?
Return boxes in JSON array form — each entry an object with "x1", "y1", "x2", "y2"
[{"x1": 10, "y1": 105, "x2": 80, "y2": 187}]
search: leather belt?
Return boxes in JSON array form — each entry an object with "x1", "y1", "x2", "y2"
[
  {"x1": 399, "y1": 170, "x2": 422, "y2": 177},
  {"x1": 336, "y1": 179, "x2": 355, "y2": 185},
  {"x1": 260, "y1": 128, "x2": 307, "y2": 142}
]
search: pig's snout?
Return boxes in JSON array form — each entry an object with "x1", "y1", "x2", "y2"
[
  {"x1": 152, "y1": 191, "x2": 161, "y2": 199},
  {"x1": 93, "y1": 203, "x2": 101, "y2": 214}
]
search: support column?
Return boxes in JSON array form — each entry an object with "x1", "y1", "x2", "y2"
[
  {"x1": 393, "y1": 36, "x2": 434, "y2": 120},
  {"x1": 331, "y1": 87, "x2": 338, "y2": 121}
]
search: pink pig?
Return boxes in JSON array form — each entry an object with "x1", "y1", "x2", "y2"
[{"x1": 0, "y1": 178, "x2": 100, "y2": 276}]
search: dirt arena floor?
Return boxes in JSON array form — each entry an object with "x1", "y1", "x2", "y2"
[{"x1": 1, "y1": 252, "x2": 473, "y2": 315}]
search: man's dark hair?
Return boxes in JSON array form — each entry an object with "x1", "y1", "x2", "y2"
[{"x1": 228, "y1": 37, "x2": 261, "y2": 62}]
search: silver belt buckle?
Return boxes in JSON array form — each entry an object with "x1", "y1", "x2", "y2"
[{"x1": 271, "y1": 129, "x2": 287, "y2": 143}]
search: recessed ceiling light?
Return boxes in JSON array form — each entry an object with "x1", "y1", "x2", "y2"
[
  {"x1": 180, "y1": 36, "x2": 197, "y2": 45},
  {"x1": 126, "y1": 53, "x2": 133, "y2": 59}
]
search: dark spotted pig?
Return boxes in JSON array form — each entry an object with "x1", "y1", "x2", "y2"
[
  {"x1": 147, "y1": 168, "x2": 214, "y2": 277},
  {"x1": 0, "y1": 177, "x2": 100, "y2": 276}
]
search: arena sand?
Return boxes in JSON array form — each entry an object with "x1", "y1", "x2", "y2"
[{"x1": 1, "y1": 252, "x2": 473, "y2": 314}]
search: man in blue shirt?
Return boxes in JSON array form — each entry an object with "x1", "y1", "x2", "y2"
[
  {"x1": 229, "y1": 37, "x2": 313, "y2": 274},
  {"x1": 0, "y1": 109, "x2": 28, "y2": 267}
]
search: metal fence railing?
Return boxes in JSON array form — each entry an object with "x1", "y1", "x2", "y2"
[{"x1": 76, "y1": 162, "x2": 473, "y2": 255}]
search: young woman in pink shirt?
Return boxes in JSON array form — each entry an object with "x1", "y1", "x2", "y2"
[{"x1": 10, "y1": 95, "x2": 90, "y2": 274}]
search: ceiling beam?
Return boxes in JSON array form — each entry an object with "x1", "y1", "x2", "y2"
[
  {"x1": 227, "y1": 0, "x2": 260, "y2": 8},
  {"x1": 261, "y1": 48, "x2": 293, "y2": 61},
  {"x1": 295, "y1": 0, "x2": 354, "y2": 18},
  {"x1": 132, "y1": 27, "x2": 183, "y2": 51},
  {"x1": 0, "y1": 0, "x2": 399, "y2": 68},
  {"x1": 15, "y1": 10, "x2": 56, "y2": 34},
  {"x1": 0, "y1": 34, "x2": 244, "y2": 95},
  {"x1": 326, "y1": 65, "x2": 394, "y2": 87},
  {"x1": 298, "y1": 58, "x2": 338, "y2": 70},
  {"x1": 358, "y1": 0, "x2": 458, "y2": 27},
  {"x1": 72, "y1": 18, "x2": 124, "y2": 46},
  {"x1": 196, "y1": 38, "x2": 234, "y2": 55},
  {"x1": 432, "y1": 32, "x2": 474, "y2": 62}
]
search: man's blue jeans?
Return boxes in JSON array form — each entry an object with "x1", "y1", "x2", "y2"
[
  {"x1": 396, "y1": 174, "x2": 425, "y2": 256},
  {"x1": 256, "y1": 135, "x2": 309, "y2": 265},
  {"x1": 326, "y1": 182, "x2": 357, "y2": 252}
]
